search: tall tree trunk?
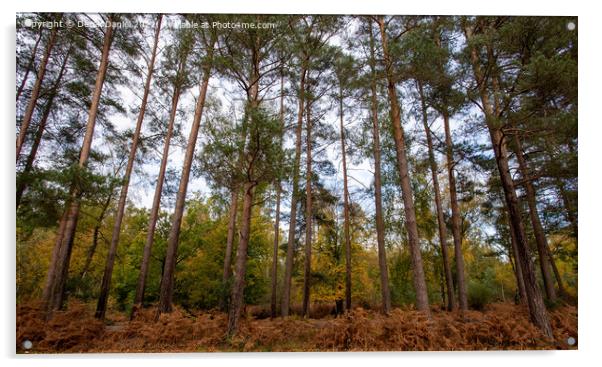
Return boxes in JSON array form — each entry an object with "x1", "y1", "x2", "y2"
[
  {"x1": 465, "y1": 24, "x2": 553, "y2": 338},
  {"x1": 16, "y1": 29, "x2": 43, "y2": 102},
  {"x1": 545, "y1": 244, "x2": 568, "y2": 298},
  {"x1": 17, "y1": 49, "x2": 70, "y2": 209},
  {"x1": 227, "y1": 181, "x2": 257, "y2": 336},
  {"x1": 271, "y1": 182, "x2": 282, "y2": 318},
  {"x1": 377, "y1": 16, "x2": 430, "y2": 314},
  {"x1": 270, "y1": 70, "x2": 285, "y2": 319},
  {"x1": 508, "y1": 214, "x2": 528, "y2": 304},
  {"x1": 219, "y1": 189, "x2": 238, "y2": 311},
  {"x1": 442, "y1": 111, "x2": 468, "y2": 311},
  {"x1": 17, "y1": 21, "x2": 59, "y2": 162},
  {"x1": 556, "y1": 177, "x2": 578, "y2": 239},
  {"x1": 43, "y1": 20, "x2": 114, "y2": 315},
  {"x1": 302, "y1": 95, "x2": 313, "y2": 318},
  {"x1": 338, "y1": 85, "x2": 352, "y2": 312},
  {"x1": 512, "y1": 135, "x2": 557, "y2": 302},
  {"x1": 220, "y1": 113, "x2": 250, "y2": 311},
  {"x1": 78, "y1": 184, "x2": 115, "y2": 281},
  {"x1": 157, "y1": 40, "x2": 215, "y2": 315},
  {"x1": 367, "y1": 22, "x2": 391, "y2": 314},
  {"x1": 417, "y1": 81, "x2": 456, "y2": 311},
  {"x1": 95, "y1": 15, "x2": 162, "y2": 320},
  {"x1": 132, "y1": 85, "x2": 181, "y2": 315},
  {"x1": 281, "y1": 65, "x2": 307, "y2": 317}
]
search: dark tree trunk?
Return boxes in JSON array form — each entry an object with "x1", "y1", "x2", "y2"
[
  {"x1": 508, "y1": 214, "x2": 528, "y2": 304},
  {"x1": 219, "y1": 189, "x2": 238, "y2": 311},
  {"x1": 338, "y1": 85, "x2": 352, "y2": 312},
  {"x1": 17, "y1": 49, "x2": 70, "y2": 209},
  {"x1": 17, "y1": 19, "x2": 59, "y2": 162},
  {"x1": 556, "y1": 178, "x2": 578, "y2": 239},
  {"x1": 417, "y1": 81, "x2": 456, "y2": 311},
  {"x1": 271, "y1": 182, "x2": 282, "y2": 318},
  {"x1": 465, "y1": 25, "x2": 553, "y2": 338},
  {"x1": 270, "y1": 71, "x2": 285, "y2": 319},
  {"x1": 16, "y1": 29, "x2": 43, "y2": 102},
  {"x1": 302, "y1": 95, "x2": 313, "y2": 319},
  {"x1": 281, "y1": 65, "x2": 307, "y2": 317},
  {"x1": 79, "y1": 185, "x2": 115, "y2": 281},
  {"x1": 512, "y1": 135, "x2": 557, "y2": 302},
  {"x1": 96, "y1": 15, "x2": 162, "y2": 320},
  {"x1": 378, "y1": 16, "x2": 430, "y2": 314},
  {"x1": 442, "y1": 111, "x2": 468, "y2": 311},
  {"x1": 43, "y1": 20, "x2": 114, "y2": 315},
  {"x1": 367, "y1": 22, "x2": 391, "y2": 314},
  {"x1": 157, "y1": 43, "x2": 214, "y2": 315},
  {"x1": 227, "y1": 181, "x2": 257, "y2": 336},
  {"x1": 132, "y1": 85, "x2": 181, "y2": 316}
]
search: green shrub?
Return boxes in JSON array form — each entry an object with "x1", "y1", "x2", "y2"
[{"x1": 468, "y1": 280, "x2": 494, "y2": 310}]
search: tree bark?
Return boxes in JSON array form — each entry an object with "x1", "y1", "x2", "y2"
[
  {"x1": 132, "y1": 36, "x2": 191, "y2": 314},
  {"x1": 442, "y1": 111, "x2": 468, "y2": 311},
  {"x1": 417, "y1": 81, "x2": 456, "y2": 311},
  {"x1": 270, "y1": 71, "x2": 285, "y2": 319},
  {"x1": 338, "y1": 84, "x2": 352, "y2": 312},
  {"x1": 378, "y1": 16, "x2": 430, "y2": 314},
  {"x1": 43, "y1": 19, "x2": 114, "y2": 315},
  {"x1": 281, "y1": 65, "x2": 307, "y2": 317},
  {"x1": 465, "y1": 23, "x2": 553, "y2": 338},
  {"x1": 132, "y1": 85, "x2": 181, "y2": 314},
  {"x1": 508, "y1": 213, "x2": 528, "y2": 304},
  {"x1": 17, "y1": 21, "x2": 59, "y2": 162},
  {"x1": 556, "y1": 177, "x2": 578, "y2": 239},
  {"x1": 17, "y1": 49, "x2": 70, "y2": 209},
  {"x1": 79, "y1": 184, "x2": 115, "y2": 281},
  {"x1": 302, "y1": 94, "x2": 313, "y2": 318},
  {"x1": 227, "y1": 181, "x2": 257, "y2": 336},
  {"x1": 16, "y1": 28, "x2": 43, "y2": 102},
  {"x1": 95, "y1": 15, "x2": 162, "y2": 320},
  {"x1": 219, "y1": 189, "x2": 238, "y2": 310},
  {"x1": 512, "y1": 135, "x2": 557, "y2": 302},
  {"x1": 157, "y1": 39, "x2": 215, "y2": 315},
  {"x1": 367, "y1": 22, "x2": 391, "y2": 314}
]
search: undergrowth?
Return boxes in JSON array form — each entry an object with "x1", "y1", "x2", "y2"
[{"x1": 16, "y1": 301, "x2": 577, "y2": 353}]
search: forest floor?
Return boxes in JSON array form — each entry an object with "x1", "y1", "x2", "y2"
[{"x1": 16, "y1": 301, "x2": 577, "y2": 353}]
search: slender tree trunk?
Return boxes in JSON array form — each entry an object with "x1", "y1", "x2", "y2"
[
  {"x1": 17, "y1": 19, "x2": 59, "y2": 162},
  {"x1": 556, "y1": 178, "x2": 578, "y2": 239},
  {"x1": 367, "y1": 22, "x2": 391, "y2": 314},
  {"x1": 508, "y1": 214, "x2": 528, "y2": 304},
  {"x1": 78, "y1": 186, "x2": 115, "y2": 281},
  {"x1": 442, "y1": 111, "x2": 468, "y2": 311},
  {"x1": 17, "y1": 29, "x2": 43, "y2": 102},
  {"x1": 96, "y1": 15, "x2": 162, "y2": 320},
  {"x1": 219, "y1": 189, "x2": 238, "y2": 311},
  {"x1": 465, "y1": 25, "x2": 553, "y2": 338},
  {"x1": 377, "y1": 16, "x2": 430, "y2": 314},
  {"x1": 158, "y1": 40, "x2": 215, "y2": 315},
  {"x1": 41, "y1": 202, "x2": 70, "y2": 308},
  {"x1": 220, "y1": 115, "x2": 250, "y2": 310},
  {"x1": 271, "y1": 182, "x2": 282, "y2": 318},
  {"x1": 512, "y1": 135, "x2": 557, "y2": 302},
  {"x1": 227, "y1": 181, "x2": 257, "y2": 336},
  {"x1": 281, "y1": 65, "x2": 307, "y2": 317},
  {"x1": 417, "y1": 81, "x2": 456, "y2": 311},
  {"x1": 270, "y1": 71, "x2": 285, "y2": 319},
  {"x1": 43, "y1": 20, "x2": 114, "y2": 315},
  {"x1": 545, "y1": 244, "x2": 568, "y2": 298},
  {"x1": 302, "y1": 96, "x2": 313, "y2": 318},
  {"x1": 17, "y1": 49, "x2": 70, "y2": 209},
  {"x1": 132, "y1": 85, "x2": 181, "y2": 315},
  {"x1": 338, "y1": 85, "x2": 352, "y2": 312}
]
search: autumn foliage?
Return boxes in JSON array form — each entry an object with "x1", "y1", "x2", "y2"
[{"x1": 17, "y1": 301, "x2": 576, "y2": 353}]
